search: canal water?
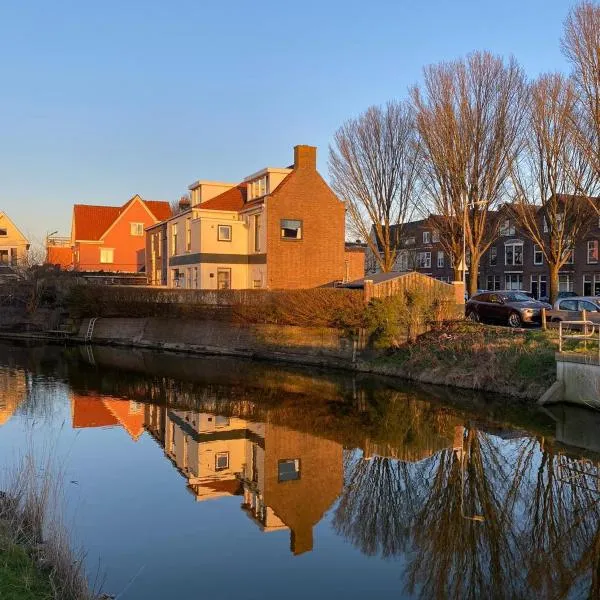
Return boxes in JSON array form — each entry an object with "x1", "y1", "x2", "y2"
[{"x1": 0, "y1": 341, "x2": 599, "y2": 600}]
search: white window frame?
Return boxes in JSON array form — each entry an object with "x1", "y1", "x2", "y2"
[
  {"x1": 504, "y1": 242, "x2": 523, "y2": 267},
  {"x1": 587, "y1": 240, "x2": 598, "y2": 264},
  {"x1": 559, "y1": 273, "x2": 574, "y2": 292},
  {"x1": 100, "y1": 248, "x2": 114, "y2": 264},
  {"x1": 417, "y1": 251, "x2": 431, "y2": 269},
  {"x1": 533, "y1": 244, "x2": 543, "y2": 265},
  {"x1": 171, "y1": 224, "x2": 178, "y2": 256},
  {"x1": 432, "y1": 230, "x2": 440, "y2": 243},
  {"x1": 489, "y1": 246, "x2": 497, "y2": 266},
  {"x1": 218, "y1": 224, "x2": 232, "y2": 242},
  {"x1": 423, "y1": 231, "x2": 431, "y2": 244},
  {"x1": 437, "y1": 251, "x2": 444, "y2": 268},
  {"x1": 130, "y1": 222, "x2": 144, "y2": 236}
]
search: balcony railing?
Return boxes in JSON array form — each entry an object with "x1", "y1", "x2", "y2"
[{"x1": 46, "y1": 236, "x2": 71, "y2": 247}]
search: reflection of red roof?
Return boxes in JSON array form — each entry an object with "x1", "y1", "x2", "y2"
[
  {"x1": 72, "y1": 396, "x2": 118, "y2": 429},
  {"x1": 197, "y1": 184, "x2": 248, "y2": 212},
  {"x1": 71, "y1": 395, "x2": 145, "y2": 441},
  {"x1": 73, "y1": 196, "x2": 171, "y2": 241}
]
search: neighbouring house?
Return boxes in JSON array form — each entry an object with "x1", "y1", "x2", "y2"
[
  {"x1": 370, "y1": 205, "x2": 600, "y2": 299},
  {"x1": 0, "y1": 211, "x2": 30, "y2": 278},
  {"x1": 47, "y1": 195, "x2": 171, "y2": 273},
  {"x1": 147, "y1": 145, "x2": 365, "y2": 289}
]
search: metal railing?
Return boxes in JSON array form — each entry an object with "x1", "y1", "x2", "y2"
[{"x1": 558, "y1": 320, "x2": 600, "y2": 359}]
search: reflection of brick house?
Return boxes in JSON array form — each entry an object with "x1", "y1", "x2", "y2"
[
  {"x1": 47, "y1": 195, "x2": 171, "y2": 272},
  {"x1": 147, "y1": 145, "x2": 365, "y2": 289},
  {"x1": 144, "y1": 405, "x2": 343, "y2": 555},
  {"x1": 370, "y1": 207, "x2": 600, "y2": 298}
]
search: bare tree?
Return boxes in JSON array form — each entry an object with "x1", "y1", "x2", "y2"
[
  {"x1": 509, "y1": 73, "x2": 597, "y2": 304},
  {"x1": 412, "y1": 52, "x2": 527, "y2": 296},
  {"x1": 562, "y1": 1, "x2": 600, "y2": 198},
  {"x1": 329, "y1": 101, "x2": 421, "y2": 273}
]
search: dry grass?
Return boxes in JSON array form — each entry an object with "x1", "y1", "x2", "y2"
[{"x1": 0, "y1": 450, "x2": 101, "y2": 600}]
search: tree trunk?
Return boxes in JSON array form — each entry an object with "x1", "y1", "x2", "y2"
[
  {"x1": 453, "y1": 267, "x2": 462, "y2": 281},
  {"x1": 468, "y1": 253, "x2": 480, "y2": 298},
  {"x1": 548, "y1": 263, "x2": 560, "y2": 304}
]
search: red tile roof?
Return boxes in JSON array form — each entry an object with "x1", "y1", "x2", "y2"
[
  {"x1": 73, "y1": 196, "x2": 171, "y2": 241},
  {"x1": 197, "y1": 184, "x2": 248, "y2": 212}
]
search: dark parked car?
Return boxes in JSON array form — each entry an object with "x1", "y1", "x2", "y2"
[{"x1": 465, "y1": 291, "x2": 552, "y2": 328}]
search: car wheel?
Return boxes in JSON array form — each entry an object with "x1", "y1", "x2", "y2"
[
  {"x1": 508, "y1": 312, "x2": 522, "y2": 328},
  {"x1": 466, "y1": 311, "x2": 480, "y2": 323}
]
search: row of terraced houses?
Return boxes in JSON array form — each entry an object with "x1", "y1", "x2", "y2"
[{"x1": 46, "y1": 145, "x2": 366, "y2": 289}]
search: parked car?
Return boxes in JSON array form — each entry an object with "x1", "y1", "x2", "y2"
[
  {"x1": 547, "y1": 296, "x2": 600, "y2": 324},
  {"x1": 539, "y1": 291, "x2": 578, "y2": 304},
  {"x1": 465, "y1": 291, "x2": 552, "y2": 328}
]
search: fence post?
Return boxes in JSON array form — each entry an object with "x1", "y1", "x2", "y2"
[
  {"x1": 541, "y1": 308, "x2": 547, "y2": 331},
  {"x1": 364, "y1": 279, "x2": 374, "y2": 304}
]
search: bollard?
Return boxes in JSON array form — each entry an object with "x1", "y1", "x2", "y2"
[{"x1": 541, "y1": 308, "x2": 547, "y2": 331}]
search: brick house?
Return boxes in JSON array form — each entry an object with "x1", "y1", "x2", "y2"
[
  {"x1": 370, "y1": 207, "x2": 600, "y2": 299},
  {"x1": 147, "y1": 145, "x2": 365, "y2": 289},
  {"x1": 47, "y1": 195, "x2": 171, "y2": 272}
]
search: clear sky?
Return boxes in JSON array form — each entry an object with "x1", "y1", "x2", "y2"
[{"x1": 0, "y1": 0, "x2": 581, "y2": 245}]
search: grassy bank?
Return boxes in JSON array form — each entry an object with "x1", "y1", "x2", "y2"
[
  {"x1": 0, "y1": 454, "x2": 99, "y2": 600},
  {"x1": 365, "y1": 322, "x2": 558, "y2": 399}
]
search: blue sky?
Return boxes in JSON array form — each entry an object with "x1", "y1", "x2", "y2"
[{"x1": 0, "y1": 0, "x2": 580, "y2": 244}]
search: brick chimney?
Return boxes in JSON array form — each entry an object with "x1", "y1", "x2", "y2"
[{"x1": 294, "y1": 145, "x2": 317, "y2": 170}]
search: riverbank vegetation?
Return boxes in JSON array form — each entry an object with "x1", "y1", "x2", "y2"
[
  {"x1": 370, "y1": 322, "x2": 558, "y2": 399},
  {"x1": 0, "y1": 452, "x2": 99, "y2": 600}
]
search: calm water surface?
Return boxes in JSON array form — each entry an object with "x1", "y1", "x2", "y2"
[{"x1": 0, "y1": 342, "x2": 599, "y2": 600}]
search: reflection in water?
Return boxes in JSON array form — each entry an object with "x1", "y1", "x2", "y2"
[{"x1": 1, "y1": 342, "x2": 600, "y2": 599}]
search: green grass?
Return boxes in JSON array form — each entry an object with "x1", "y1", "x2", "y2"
[{"x1": 0, "y1": 536, "x2": 54, "y2": 600}]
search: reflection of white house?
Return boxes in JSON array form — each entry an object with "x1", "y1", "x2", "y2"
[{"x1": 145, "y1": 406, "x2": 343, "y2": 555}]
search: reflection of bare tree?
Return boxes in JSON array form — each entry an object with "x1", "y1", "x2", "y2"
[{"x1": 333, "y1": 450, "x2": 428, "y2": 557}]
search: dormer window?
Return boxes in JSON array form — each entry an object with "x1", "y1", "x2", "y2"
[{"x1": 250, "y1": 176, "x2": 268, "y2": 200}]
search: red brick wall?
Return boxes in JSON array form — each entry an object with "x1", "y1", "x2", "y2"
[
  {"x1": 266, "y1": 146, "x2": 346, "y2": 289},
  {"x1": 344, "y1": 249, "x2": 365, "y2": 282}
]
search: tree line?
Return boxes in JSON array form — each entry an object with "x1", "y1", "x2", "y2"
[{"x1": 329, "y1": 1, "x2": 600, "y2": 302}]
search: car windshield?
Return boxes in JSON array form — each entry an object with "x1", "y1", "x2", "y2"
[{"x1": 502, "y1": 292, "x2": 532, "y2": 302}]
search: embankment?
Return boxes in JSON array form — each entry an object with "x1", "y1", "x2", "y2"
[{"x1": 70, "y1": 317, "x2": 554, "y2": 400}]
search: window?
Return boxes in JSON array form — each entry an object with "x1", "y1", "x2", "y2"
[
  {"x1": 588, "y1": 240, "x2": 599, "y2": 264},
  {"x1": 432, "y1": 230, "x2": 440, "y2": 243},
  {"x1": 423, "y1": 231, "x2": 431, "y2": 244},
  {"x1": 436, "y1": 276, "x2": 450, "y2": 283},
  {"x1": 100, "y1": 248, "x2": 114, "y2": 264},
  {"x1": 417, "y1": 251, "x2": 431, "y2": 269},
  {"x1": 437, "y1": 251, "x2": 444, "y2": 268},
  {"x1": 215, "y1": 452, "x2": 229, "y2": 471},
  {"x1": 489, "y1": 247, "x2": 497, "y2": 266},
  {"x1": 559, "y1": 299, "x2": 578, "y2": 311},
  {"x1": 193, "y1": 267, "x2": 198, "y2": 289},
  {"x1": 505, "y1": 242, "x2": 523, "y2": 266},
  {"x1": 543, "y1": 217, "x2": 549, "y2": 233},
  {"x1": 564, "y1": 247, "x2": 574, "y2": 264},
  {"x1": 559, "y1": 273, "x2": 574, "y2": 292},
  {"x1": 172, "y1": 269, "x2": 180, "y2": 287},
  {"x1": 397, "y1": 251, "x2": 410, "y2": 271},
  {"x1": 186, "y1": 218, "x2": 192, "y2": 251},
  {"x1": 130, "y1": 222, "x2": 144, "y2": 236},
  {"x1": 583, "y1": 274, "x2": 600, "y2": 296},
  {"x1": 0, "y1": 229, "x2": 6, "y2": 236},
  {"x1": 278, "y1": 459, "x2": 301, "y2": 482},
  {"x1": 253, "y1": 278, "x2": 262, "y2": 289},
  {"x1": 486, "y1": 275, "x2": 501, "y2": 291},
  {"x1": 0, "y1": 250, "x2": 8, "y2": 265},
  {"x1": 531, "y1": 275, "x2": 547, "y2": 300},
  {"x1": 253, "y1": 215, "x2": 261, "y2": 252},
  {"x1": 580, "y1": 300, "x2": 600, "y2": 312},
  {"x1": 505, "y1": 273, "x2": 523, "y2": 290},
  {"x1": 171, "y1": 223, "x2": 178, "y2": 256},
  {"x1": 280, "y1": 219, "x2": 302, "y2": 240},
  {"x1": 533, "y1": 245, "x2": 543, "y2": 265},
  {"x1": 403, "y1": 237, "x2": 415, "y2": 246},
  {"x1": 218, "y1": 224, "x2": 232, "y2": 242},
  {"x1": 499, "y1": 219, "x2": 515, "y2": 236},
  {"x1": 217, "y1": 268, "x2": 231, "y2": 290}
]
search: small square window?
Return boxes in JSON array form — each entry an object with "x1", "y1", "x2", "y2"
[
  {"x1": 0, "y1": 229, "x2": 7, "y2": 236},
  {"x1": 215, "y1": 452, "x2": 229, "y2": 471},
  {"x1": 100, "y1": 248, "x2": 114, "y2": 264},
  {"x1": 218, "y1": 225, "x2": 232, "y2": 241},
  {"x1": 130, "y1": 222, "x2": 144, "y2": 236},
  {"x1": 278, "y1": 458, "x2": 301, "y2": 482},
  {"x1": 280, "y1": 219, "x2": 302, "y2": 240}
]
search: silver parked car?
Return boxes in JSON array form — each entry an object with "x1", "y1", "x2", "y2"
[{"x1": 547, "y1": 296, "x2": 600, "y2": 323}]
